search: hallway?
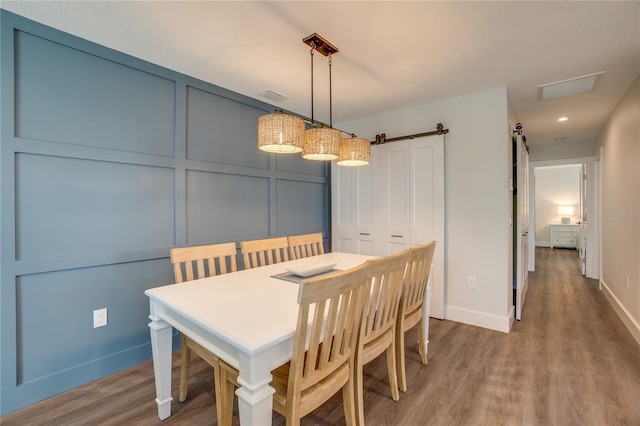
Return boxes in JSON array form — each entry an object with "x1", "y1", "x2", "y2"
[
  {"x1": 2, "y1": 248, "x2": 639, "y2": 425},
  {"x1": 500, "y1": 247, "x2": 640, "y2": 425}
]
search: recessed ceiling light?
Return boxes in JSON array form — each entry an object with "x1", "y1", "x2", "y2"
[
  {"x1": 554, "y1": 137, "x2": 567, "y2": 142},
  {"x1": 538, "y1": 71, "x2": 604, "y2": 100},
  {"x1": 558, "y1": 117, "x2": 568, "y2": 122}
]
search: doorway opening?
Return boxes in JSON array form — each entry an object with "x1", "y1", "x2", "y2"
[{"x1": 529, "y1": 158, "x2": 600, "y2": 280}]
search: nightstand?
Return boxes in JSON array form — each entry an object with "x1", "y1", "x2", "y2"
[{"x1": 550, "y1": 224, "x2": 579, "y2": 249}]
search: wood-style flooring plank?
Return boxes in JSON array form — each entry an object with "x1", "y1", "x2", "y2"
[{"x1": 2, "y1": 248, "x2": 639, "y2": 425}]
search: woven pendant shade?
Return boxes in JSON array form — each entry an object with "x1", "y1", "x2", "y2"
[
  {"x1": 337, "y1": 137, "x2": 371, "y2": 166},
  {"x1": 258, "y1": 113, "x2": 304, "y2": 153},
  {"x1": 302, "y1": 128, "x2": 341, "y2": 160}
]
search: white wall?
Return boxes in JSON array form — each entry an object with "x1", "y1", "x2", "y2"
[
  {"x1": 338, "y1": 87, "x2": 513, "y2": 332},
  {"x1": 529, "y1": 139, "x2": 596, "y2": 162},
  {"x1": 534, "y1": 165, "x2": 582, "y2": 246},
  {"x1": 595, "y1": 74, "x2": 640, "y2": 344}
]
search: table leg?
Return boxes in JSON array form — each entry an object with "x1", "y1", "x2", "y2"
[
  {"x1": 149, "y1": 306, "x2": 173, "y2": 420},
  {"x1": 421, "y1": 284, "x2": 432, "y2": 359},
  {"x1": 235, "y1": 351, "x2": 275, "y2": 426}
]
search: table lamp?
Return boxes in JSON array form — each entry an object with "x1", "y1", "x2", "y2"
[{"x1": 558, "y1": 206, "x2": 574, "y2": 224}]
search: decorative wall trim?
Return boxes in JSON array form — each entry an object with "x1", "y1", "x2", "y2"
[
  {"x1": 0, "y1": 10, "x2": 329, "y2": 414},
  {"x1": 0, "y1": 340, "x2": 171, "y2": 414}
]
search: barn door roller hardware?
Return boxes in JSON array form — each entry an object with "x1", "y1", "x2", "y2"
[{"x1": 373, "y1": 123, "x2": 449, "y2": 145}]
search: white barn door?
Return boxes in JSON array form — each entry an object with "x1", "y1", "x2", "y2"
[
  {"x1": 409, "y1": 135, "x2": 445, "y2": 319},
  {"x1": 516, "y1": 135, "x2": 530, "y2": 320},
  {"x1": 332, "y1": 134, "x2": 445, "y2": 319}
]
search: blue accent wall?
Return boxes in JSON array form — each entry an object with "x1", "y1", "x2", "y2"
[{"x1": 0, "y1": 10, "x2": 330, "y2": 414}]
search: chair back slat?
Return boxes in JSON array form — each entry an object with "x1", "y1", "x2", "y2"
[
  {"x1": 402, "y1": 241, "x2": 436, "y2": 317},
  {"x1": 303, "y1": 300, "x2": 325, "y2": 379},
  {"x1": 318, "y1": 296, "x2": 340, "y2": 369},
  {"x1": 363, "y1": 250, "x2": 409, "y2": 344},
  {"x1": 241, "y1": 237, "x2": 290, "y2": 269},
  {"x1": 170, "y1": 242, "x2": 238, "y2": 283},
  {"x1": 288, "y1": 233, "x2": 325, "y2": 260}
]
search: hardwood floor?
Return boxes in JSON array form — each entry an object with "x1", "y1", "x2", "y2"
[{"x1": 3, "y1": 248, "x2": 639, "y2": 425}]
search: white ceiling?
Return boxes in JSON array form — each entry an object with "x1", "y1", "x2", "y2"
[{"x1": 3, "y1": 1, "x2": 639, "y2": 147}]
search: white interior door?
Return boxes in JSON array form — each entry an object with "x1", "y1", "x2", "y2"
[
  {"x1": 331, "y1": 149, "x2": 378, "y2": 255},
  {"x1": 528, "y1": 167, "x2": 536, "y2": 271},
  {"x1": 579, "y1": 163, "x2": 587, "y2": 274},
  {"x1": 409, "y1": 135, "x2": 445, "y2": 319},
  {"x1": 354, "y1": 149, "x2": 377, "y2": 255},
  {"x1": 516, "y1": 135, "x2": 529, "y2": 320},
  {"x1": 332, "y1": 134, "x2": 445, "y2": 319},
  {"x1": 378, "y1": 142, "x2": 410, "y2": 255},
  {"x1": 331, "y1": 163, "x2": 356, "y2": 253}
]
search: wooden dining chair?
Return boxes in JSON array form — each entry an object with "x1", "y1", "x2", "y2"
[
  {"x1": 287, "y1": 232, "x2": 325, "y2": 259},
  {"x1": 169, "y1": 241, "x2": 238, "y2": 424},
  {"x1": 354, "y1": 249, "x2": 410, "y2": 425},
  {"x1": 171, "y1": 242, "x2": 238, "y2": 284},
  {"x1": 395, "y1": 241, "x2": 436, "y2": 392},
  {"x1": 218, "y1": 262, "x2": 371, "y2": 426},
  {"x1": 240, "y1": 236, "x2": 290, "y2": 269}
]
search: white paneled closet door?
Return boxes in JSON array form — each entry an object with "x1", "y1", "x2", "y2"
[
  {"x1": 410, "y1": 135, "x2": 445, "y2": 319},
  {"x1": 331, "y1": 148, "x2": 378, "y2": 255},
  {"x1": 331, "y1": 134, "x2": 445, "y2": 319},
  {"x1": 378, "y1": 142, "x2": 411, "y2": 255},
  {"x1": 354, "y1": 150, "x2": 377, "y2": 255},
  {"x1": 331, "y1": 163, "x2": 356, "y2": 253}
]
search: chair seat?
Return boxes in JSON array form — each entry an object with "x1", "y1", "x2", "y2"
[
  {"x1": 181, "y1": 335, "x2": 220, "y2": 372},
  {"x1": 361, "y1": 328, "x2": 394, "y2": 365},
  {"x1": 401, "y1": 305, "x2": 423, "y2": 333},
  {"x1": 271, "y1": 360, "x2": 351, "y2": 417}
]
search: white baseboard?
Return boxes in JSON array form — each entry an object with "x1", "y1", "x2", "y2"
[
  {"x1": 508, "y1": 304, "x2": 515, "y2": 330},
  {"x1": 445, "y1": 305, "x2": 510, "y2": 333},
  {"x1": 536, "y1": 241, "x2": 551, "y2": 248},
  {"x1": 601, "y1": 279, "x2": 640, "y2": 346}
]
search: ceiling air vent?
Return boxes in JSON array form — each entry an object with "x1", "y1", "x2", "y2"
[
  {"x1": 538, "y1": 71, "x2": 604, "y2": 101},
  {"x1": 258, "y1": 89, "x2": 289, "y2": 102}
]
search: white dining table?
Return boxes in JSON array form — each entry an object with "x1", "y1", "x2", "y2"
[{"x1": 145, "y1": 251, "x2": 377, "y2": 425}]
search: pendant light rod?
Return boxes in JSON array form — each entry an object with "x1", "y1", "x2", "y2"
[
  {"x1": 273, "y1": 109, "x2": 356, "y2": 138},
  {"x1": 310, "y1": 43, "x2": 315, "y2": 122},
  {"x1": 372, "y1": 123, "x2": 449, "y2": 145},
  {"x1": 329, "y1": 54, "x2": 333, "y2": 127}
]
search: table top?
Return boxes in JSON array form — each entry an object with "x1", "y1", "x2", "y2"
[{"x1": 145, "y1": 251, "x2": 375, "y2": 356}]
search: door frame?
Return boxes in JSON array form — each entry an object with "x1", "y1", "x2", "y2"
[{"x1": 528, "y1": 156, "x2": 600, "y2": 279}]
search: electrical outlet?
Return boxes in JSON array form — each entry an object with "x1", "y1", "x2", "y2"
[
  {"x1": 467, "y1": 275, "x2": 476, "y2": 289},
  {"x1": 626, "y1": 276, "x2": 630, "y2": 291},
  {"x1": 93, "y1": 308, "x2": 107, "y2": 328}
]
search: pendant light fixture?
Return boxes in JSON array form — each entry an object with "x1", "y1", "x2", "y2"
[
  {"x1": 302, "y1": 35, "x2": 340, "y2": 161},
  {"x1": 337, "y1": 136, "x2": 371, "y2": 166},
  {"x1": 256, "y1": 33, "x2": 370, "y2": 166},
  {"x1": 257, "y1": 112, "x2": 304, "y2": 153},
  {"x1": 303, "y1": 127, "x2": 341, "y2": 160}
]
